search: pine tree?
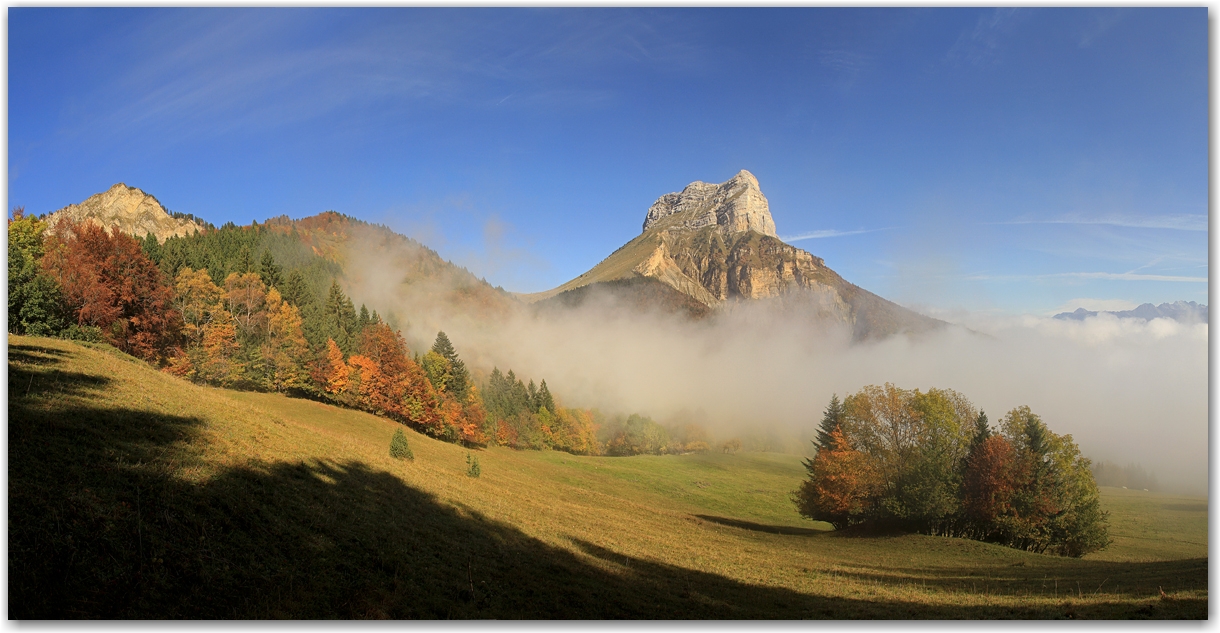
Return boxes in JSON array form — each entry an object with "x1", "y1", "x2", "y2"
[
  {"x1": 537, "y1": 379, "x2": 556, "y2": 414},
  {"x1": 968, "y1": 410, "x2": 991, "y2": 454},
  {"x1": 527, "y1": 379, "x2": 538, "y2": 412},
  {"x1": 281, "y1": 269, "x2": 313, "y2": 308},
  {"x1": 431, "y1": 331, "x2": 470, "y2": 400},
  {"x1": 357, "y1": 304, "x2": 371, "y2": 332},
  {"x1": 815, "y1": 394, "x2": 845, "y2": 451},
  {"x1": 390, "y1": 428, "x2": 414, "y2": 460},
  {"x1": 235, "y1": 245, "x2": 253, "y2": 274},
  {"x1": 321, "y1": 281, "x2": 358, "y2": 355},
  {"x1": 141, "y1": 233, "x2": 162, "y2": 264},
  {"x1": 258, "y1": 250, "x2": 282, "y2": 289}
]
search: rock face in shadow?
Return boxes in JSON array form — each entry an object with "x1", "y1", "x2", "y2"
[
  {"x1": 44, "y1": 183, "x2": 204, "y2": 241},
  {"x1": 535, "y1": 170, "x2": 943, "y2": 340}
]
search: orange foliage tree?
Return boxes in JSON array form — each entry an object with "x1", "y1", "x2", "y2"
[
  {"x1": 321, "y1": 338, "x2": 350, "y2": 395},
  {"x1": 41, "y1": 219, "x2": 181, "y2": 361},
  {"x1": 961, "y1": 435, "x2": 1022, "y2": 540},
  {"x1": 793, "y1": 427, "x2": 882, "y2": 529},
  {"x1": 198, "y1": 308, "x2": 242, "y2": 386}
]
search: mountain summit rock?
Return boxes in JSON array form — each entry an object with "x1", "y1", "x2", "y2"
[
  {"x1": 530, "y1": 170, "x2": 943, "y2": 339},
  {"x1": 642, "y1": 169, "x2": 777, "y2": 237},
  {"x1": 44, "y1": 183, "x2": 204, "y2": 241}
]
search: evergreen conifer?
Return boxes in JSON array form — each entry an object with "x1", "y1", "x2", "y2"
[
  {"x1": 390, "y1": 428, "x2": 414, "y2": 460},
  {"x1": 815, "y1": 394, "x2": 845, "y2": 451}
]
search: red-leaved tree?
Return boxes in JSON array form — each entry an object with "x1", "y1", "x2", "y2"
[{"x1": 41, "y1": 219, "x2": 180, "y2": 361}]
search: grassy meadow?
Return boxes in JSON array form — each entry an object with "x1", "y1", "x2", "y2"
[{"x1": 8, "y1": 335, "x2": 1207, "y2": 618}]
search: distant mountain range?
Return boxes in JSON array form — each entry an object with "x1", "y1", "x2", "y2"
[{"x1": 1054, "y1": 301, "x2": 1208, "y2": 324}]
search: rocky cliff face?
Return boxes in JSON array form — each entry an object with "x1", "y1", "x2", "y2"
[
  {"x1": 44, "y1": 183, "x2": 203, "y2": 242},
  {"x1": 532, "y1": 170, "x2": 942, "y2": 339},
  {"x1": 643, "y1": 169, "x2": 777, "y2": 237}
]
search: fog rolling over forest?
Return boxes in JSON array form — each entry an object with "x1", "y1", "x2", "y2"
[{"x1": 341, "y1": 231, "x2": 1207, "y2": 497}]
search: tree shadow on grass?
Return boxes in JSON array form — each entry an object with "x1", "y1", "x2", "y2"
[
  {"x1": 693, "y1": 514, "x2": 827, "y2": 536},
  {"x1": 7, "y1": 344, "x2": 1208, "y2": 619}
]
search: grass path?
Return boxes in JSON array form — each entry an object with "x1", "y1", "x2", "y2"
[{"x1": 8, "y1": 336, "x2": 1207, "y2": 618}]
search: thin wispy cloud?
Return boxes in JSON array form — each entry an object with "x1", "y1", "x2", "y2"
[
  {"x1": 781, "y1": 227, "x2": 891, "y2": 242},
  {"x1": 819, "y1": 49, "x2": 871, "y2": 75},
  {"x1": 1050, "y1": 272, "x2": 1208, "y2": 283},
  {"x1": 963, "y1": 272, "x2": 1207, "y2": 283},
  {"x1": 946, "y1": 8, "x2": 1025, "y2": 68},
  {"x1": 999, "y1": 214, "x2": 1207, "y2": 231}
]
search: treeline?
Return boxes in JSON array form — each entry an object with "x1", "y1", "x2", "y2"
[
  {"x1": 793, "y1": 384, "x2": 1109, "y2": 557},
  {"x1": 7, "y1": 211, "x2": 638, "y2": 455},
  {"x1": 1090, "y1": 461, "x2": 1159, "y2": 492}
]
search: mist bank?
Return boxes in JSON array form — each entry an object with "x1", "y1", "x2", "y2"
[{"x1": 342, "y1": 236, "x2": 1207, "y2": 496}]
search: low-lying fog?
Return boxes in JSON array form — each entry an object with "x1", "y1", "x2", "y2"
[{"x1": 344, "y1": 239, "x2": 1209, "y2": 497}]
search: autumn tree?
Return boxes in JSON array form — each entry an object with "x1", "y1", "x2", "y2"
[
  {"x1": 173, "y1": 267, "x2": 222, "y2": 346},
  {"x1": 41, "y1": 219, "x2": 181, "y2": 361},
  {"x1": 260, "y1": 287, "x2": 310, "y2": 392},
  {"x1": 222, "y1": 272, "x2": 267, "y2": 341},
  {"x1": 421, "y1": 350, "x2": 451, "y2": 395},
  {"x1": 962, "y1": 434, "x2": 1021, "y2": 541},
  {"x1": 430, "y1": 331, "x2": 470, "y2": 400},
  {"x1": 322, "y1": 338, "x2": 350, "y2": 395},
  {"x1": 198, "y1": 307, "x2": 242, "y2": 386},
  {"x1": 793, "y1": 427, "x2": 882, "y2": 529},
  {"x1": 797, "y1": 387, "x2": 1109, "y2": 557}
]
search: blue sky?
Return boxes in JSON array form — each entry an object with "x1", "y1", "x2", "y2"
[{"x1": 8, "y1": 8, "x2": 1208, "y2": 315}]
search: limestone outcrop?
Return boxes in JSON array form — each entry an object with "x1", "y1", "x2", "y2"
[
  {"x1": 643, "y1": 170, "x2": 777, "y2": 237},
  {"x1": 44, "y1": 183, "x2": 203, "y2": 242}
]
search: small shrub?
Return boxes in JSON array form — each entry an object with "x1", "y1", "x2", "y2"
[
  {"x1": 466, "y1": 452, "x2": 481, "y2": 478},
  {"x1": 60, "y1": 324, "x2": 105, "y2": 343},
  {"x1": 390, "y1": 428, "x2": 414, "y2": 460}
]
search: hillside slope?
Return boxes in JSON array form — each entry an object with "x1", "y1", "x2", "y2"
[{"x1": 8, "y1": 335, "x2": 1206, "y2": 619}]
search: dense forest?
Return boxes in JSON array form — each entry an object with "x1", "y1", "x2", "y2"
[
  {"x1": 793, "y1": 385, "x2": 1110, "y2": 557},
  {"x1": 7, "y1": 209, "x2": 715, "y2": 456}
]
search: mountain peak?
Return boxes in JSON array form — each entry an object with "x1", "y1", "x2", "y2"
[
  {"x1": 642, "y1": 169, "x2": 777, "y2": 237},
  {"x1": 45, "y1": 183, "x2": 204, "y2": 241}
]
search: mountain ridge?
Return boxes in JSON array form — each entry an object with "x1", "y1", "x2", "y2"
[{"x1": 1054, "y1": 301, "x2": 1208, "y2": 323}]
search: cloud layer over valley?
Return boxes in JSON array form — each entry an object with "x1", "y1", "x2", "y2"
[{"x1": 341, "y1": 231, "x2": 1208, "y2": 496}]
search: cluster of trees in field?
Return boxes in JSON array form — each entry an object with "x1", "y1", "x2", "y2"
[{"x1": 793, "y1": 384, "x2": 1110, "y2": 557}]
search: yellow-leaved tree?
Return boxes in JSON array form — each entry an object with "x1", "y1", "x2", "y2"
[{"x1": 260, "y1": 287, "x2": 310, "y2": 392}]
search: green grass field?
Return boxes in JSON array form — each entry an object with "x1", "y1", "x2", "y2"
[{"x1": 8, "y1": 336, "x2": 1207, "y2": 618}]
